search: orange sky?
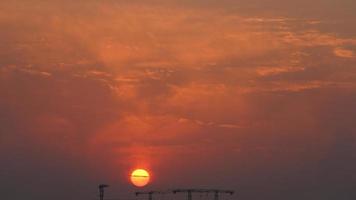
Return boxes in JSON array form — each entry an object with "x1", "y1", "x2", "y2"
[{"x1": 1, "y1": 0, "x2": 356, "y2": 200}]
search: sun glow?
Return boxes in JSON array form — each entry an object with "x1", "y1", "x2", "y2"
[{"x1": 130, "y1": 169, "x2": 150, "y2": 187}]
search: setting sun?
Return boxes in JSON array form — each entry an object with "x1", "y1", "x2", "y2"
[{"x1": 130, "y1": 169, "x2": 150, "y2": 187}]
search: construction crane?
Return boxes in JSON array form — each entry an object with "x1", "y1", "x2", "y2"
[
  {"x1": 135, "y1": 190, "x2": 169, "y2": 200},
  {"x1": 99, "y1": 184, "x2": 110, "y2": 200},
  {"x1": 172, "y1": 189, "x2": 234, "y2": 200}
]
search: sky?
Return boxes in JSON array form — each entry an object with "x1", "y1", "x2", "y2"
[{"x1": 0, "y1": 0, "x2": 356, "y2": 200}]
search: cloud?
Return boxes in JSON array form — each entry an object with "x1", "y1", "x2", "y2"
[
  {"x1": 282, "y1": 30, "x2": 356, "y2": 47},
  {"x1": 256, "y1": 66, "x2": 305, "y2": 76},
  {"x1": 334, "y1": 47, "x2": 355, "y2": 58}
]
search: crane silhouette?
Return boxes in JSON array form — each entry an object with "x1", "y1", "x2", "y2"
[
  {"x1": 172, "y1": 189, "x2": 234, "y2": 200},
  {"x1": 135, "y1": 191, "x2": 169, "y2": 200},
  {"x1": 99, "y1": 184, "x2": 109, "y2": 200}
]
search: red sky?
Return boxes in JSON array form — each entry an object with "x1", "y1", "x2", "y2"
[{"x1": 1, "y1": 0, "x2": 356, "y2": 200}]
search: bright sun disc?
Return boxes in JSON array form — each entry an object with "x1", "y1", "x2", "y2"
[{"x1": 130, "y1": 169, "x2": 150, "y2": 187}]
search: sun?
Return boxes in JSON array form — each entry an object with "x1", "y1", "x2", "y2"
[{"x1": 130, "y1": 169, "x2": 150, "y2": 187}]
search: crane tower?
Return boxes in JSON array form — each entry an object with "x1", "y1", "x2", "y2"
[{"x1": 98, "y1": 184, "x2": 109, "y2": 200}]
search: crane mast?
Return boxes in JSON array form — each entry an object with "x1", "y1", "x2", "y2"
[{"x1": 98, "y1": 184, "x2": 109, "y2": 200}]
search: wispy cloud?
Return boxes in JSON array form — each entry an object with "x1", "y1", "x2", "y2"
[{"x1": 334, "y1": 47, "x2": 355, "y2": 58}]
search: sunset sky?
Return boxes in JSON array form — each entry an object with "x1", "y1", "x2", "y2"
[{"x1": 1, "y1": 0, "x2": 356, "y2": 200}]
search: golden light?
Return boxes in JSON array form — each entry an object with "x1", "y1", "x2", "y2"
[{"x1": 130, "y1": 169, "x2": 150, "y2": 187}]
